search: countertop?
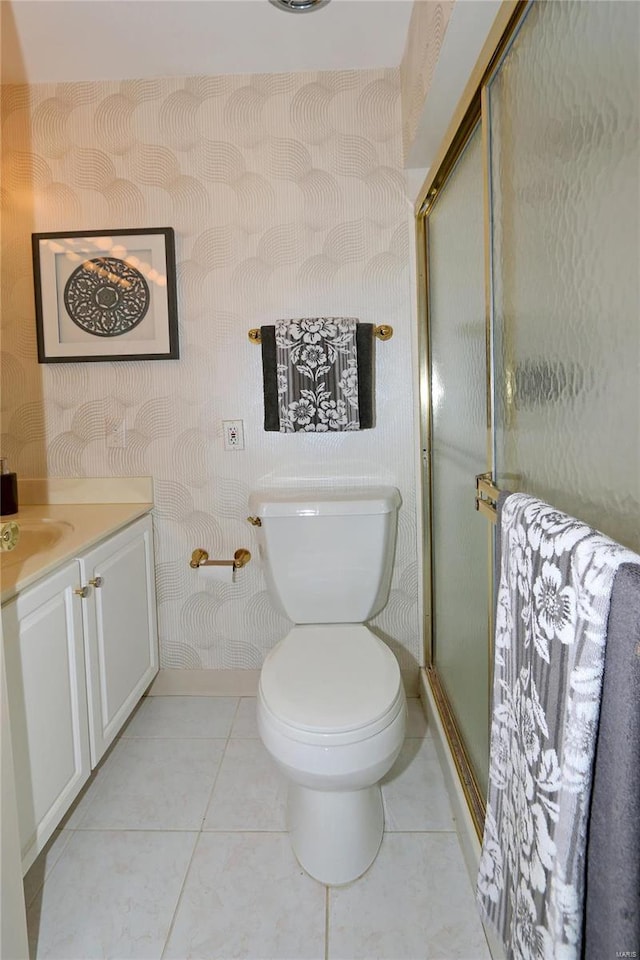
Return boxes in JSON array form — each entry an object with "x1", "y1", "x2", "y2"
[{"x1": 1, "y1": 502, "x2": 153, "y2": 604}]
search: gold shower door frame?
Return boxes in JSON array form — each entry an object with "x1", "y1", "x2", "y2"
[{"x1": 415, "y1": 1, "x2": 528, "y2": 839}]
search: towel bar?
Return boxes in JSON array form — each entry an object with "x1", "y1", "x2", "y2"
[{"x1": 248, "y1": 324, "x2": 393, "y2": 343}]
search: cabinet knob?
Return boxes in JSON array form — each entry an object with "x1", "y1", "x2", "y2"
[
  {"x1": 89, "y1": 577, "x2": 103, "y2": 588},
  {"x1": 74, "y1": 586, "x2": 89, "y2": 599}
]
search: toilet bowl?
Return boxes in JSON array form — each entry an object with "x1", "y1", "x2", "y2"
[
  {"x1": 258, "y1": 624, "x2": 406, "y2": 885},
  {"x1": 249, "y1": 487, "x2": 406, "y2": 885}
]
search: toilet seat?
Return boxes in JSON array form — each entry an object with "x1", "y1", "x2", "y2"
[{"x1": 259, "y1": 624, "x2": 403, "y2": 746}]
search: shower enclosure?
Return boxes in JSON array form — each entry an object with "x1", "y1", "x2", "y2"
[{"x1": 417, "y1": 0, "x2": 640, "y2": 834}]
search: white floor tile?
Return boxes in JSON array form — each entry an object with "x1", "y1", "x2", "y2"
[
  {"x1": 24, "y1": 694, "x2": 488, "y2": 960},
  {"x1": 229, "y1": 697, "x2": 259, "y2": 738},
  {"x1": 405, "y1": 697, "x2": 429, "y2": 738},
  {"x1": 328, "y1": 833, "x2": 491, "y2": 960},
  {"x1": 76, "y1": 738, "x2": 226, "y2": 831},
  {"x1": 382, "y1": 738, "x2": 455, "y2": 832},
  {"x1": 203, "y1": 738, "x2": 287, "y2": 831},
  {"x1": 164, "y1": 832, "x2": 326, "y2": 959},
  {"x1": 123, "y1": 696, "x2": 239, "y2": 739},
  {"x1": 27, "y1": 830, "x2": 197, "y2": 960}
]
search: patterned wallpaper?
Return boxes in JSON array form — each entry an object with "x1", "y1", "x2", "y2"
[
  {"x1": 400, "y1": 0, "x2": 455, "y2": 161},
  {"x1": 0, "y1": 68, "x2": 420, "y2": 676}
]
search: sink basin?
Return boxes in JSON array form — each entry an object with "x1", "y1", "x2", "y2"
[
  {"x1": 1, "y1": 518, "x2": 74, "y2": 563},
  {"x1": 20, "y1": 518, "x2": 74, "y2": 532}
]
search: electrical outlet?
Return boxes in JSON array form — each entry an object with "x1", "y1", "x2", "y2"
[
  {"x1": 105, "y1": 417, "x2": 126, "y2": 449},
  {"x1": 223, "y1": 419, "x2": 244, "y2": 451}
]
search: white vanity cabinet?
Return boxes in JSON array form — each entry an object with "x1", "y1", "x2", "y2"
[
  {"x1": 2, "y1": 562, "x2": 91, "y2": 874},
  {"x1": 3, "y1": 513, "x2": 158, "y2": 873},
  {"x1": 80, "y1": 514, "x2": 158, "y2": 765}
]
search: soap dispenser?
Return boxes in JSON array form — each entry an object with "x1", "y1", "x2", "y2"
[{"x1": 0, "y1": 459, "x2": 18, "y2": 516}]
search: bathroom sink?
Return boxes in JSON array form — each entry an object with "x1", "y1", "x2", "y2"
[{"x1": 1, "y1": 518, "x2": 74, "y2": 562}]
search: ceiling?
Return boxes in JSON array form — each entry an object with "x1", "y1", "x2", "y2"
[{"x1": 1, "y1": 0, "x2": 415, "y2": 86}]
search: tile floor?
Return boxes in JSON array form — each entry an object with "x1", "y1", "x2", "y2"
[{"x1": 24, "y1": 697, "x2": 491, "y2": 960}]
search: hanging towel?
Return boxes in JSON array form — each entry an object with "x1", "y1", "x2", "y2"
[
  {"x1": 584, "y1": 561, "x2": 640, "y2": 960},
  {"x1": 476, "y1": 492, "x2": 639, "y2": 960},
  {"x1": 260, "y1": 318, "x2": 375, "y2": 432}
]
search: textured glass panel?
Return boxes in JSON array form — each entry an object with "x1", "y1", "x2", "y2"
[
  {"x1": 490, "y1": 0, "x2": 640, "y2": 550},
  {"x1": 429, "y1": 124, "x2": 489, "y2": 796}
]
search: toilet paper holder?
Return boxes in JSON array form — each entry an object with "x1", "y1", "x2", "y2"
[{"x1": 190, "y1": 547, "x2": 251, "y2": 570}]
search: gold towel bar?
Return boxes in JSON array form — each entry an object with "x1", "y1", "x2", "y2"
[
  {"x1": 475, "y1": 473, "x2": 501, "y2": 524},
  {"x1": 190, "y1": 548, "x2": 251, "y2": 570},
  {"x1": 247, "y1": 324, "x2": 393, "y2": 343}
]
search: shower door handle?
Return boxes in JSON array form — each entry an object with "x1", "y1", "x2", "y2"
[{"x1": 475, "y1": 473, "x2": 501, "y2": 523}]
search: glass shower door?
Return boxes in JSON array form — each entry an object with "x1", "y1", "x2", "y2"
[
  {"x1": 420, "y1": 0, "x2": 640, "y2": 832},
  {"x1": 489, "y1": 0, "x2": 640, "y2": 550},
  {"x1": 427, "y1": 122, "x2": 490, "y2": 800}
]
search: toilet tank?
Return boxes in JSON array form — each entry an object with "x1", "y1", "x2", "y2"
[{"x1": 248, "y1": 487, "x2": 401, "y2": 624}]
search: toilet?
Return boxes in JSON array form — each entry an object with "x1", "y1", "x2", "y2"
[{"x1": 249, "y1": 486, "x2": 406, "y2": 885}]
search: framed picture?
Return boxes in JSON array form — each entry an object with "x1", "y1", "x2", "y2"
[{"x1": 32, "y1": 227, "x2": 179, "y2": 362}]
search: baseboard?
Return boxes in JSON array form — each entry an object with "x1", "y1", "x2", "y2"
[
  {"x1": 147, "y1": 669, "x2": 260, "y2": 697},
  {"x1": 419, "y1": 668, "x2": 505, "y2": 960},
  {"x1": 148, "y1": 667, "x2": 420, "y2": 699},
  {"x1": 401, "y1": 668, "x2": 419, "y2": 697}
]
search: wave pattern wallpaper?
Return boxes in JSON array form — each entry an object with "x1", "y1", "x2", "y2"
[{"x1": 1, "y1": 67, "x2": 419, "y2": 676}]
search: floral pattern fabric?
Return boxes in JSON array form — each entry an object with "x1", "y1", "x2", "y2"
[
  {"x1": 275, "y1": 318, "x2": 360, "y2": 432},
  {"x1": 477, "y1": 493, "x2": 639, "y2": 960}
]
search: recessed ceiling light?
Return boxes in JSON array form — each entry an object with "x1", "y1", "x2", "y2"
[{"x1": 269, "y1": 0, "x2": 331, "y2": 12}]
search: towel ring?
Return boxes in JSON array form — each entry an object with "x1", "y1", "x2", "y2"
[{"x1": 247, "y1": 324, "x2": 393, "y2": 343}]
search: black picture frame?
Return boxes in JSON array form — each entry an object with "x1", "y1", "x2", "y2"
[{"x1": 32, "y1": 227, "x2": 179, "y2": 362}]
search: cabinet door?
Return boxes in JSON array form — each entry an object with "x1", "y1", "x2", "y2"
[
  {"x1": 2, "y1": 562, "x2": 90, "y2": 873},
  {"x1": 80, "y1": 515, "x2": 158, "y2": 764}
]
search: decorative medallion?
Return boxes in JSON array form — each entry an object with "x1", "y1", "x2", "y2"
[{"x1": 64, "y1": 257, "x2": 150, "y2": 337}]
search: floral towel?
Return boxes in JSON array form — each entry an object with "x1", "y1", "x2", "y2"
[
  {"x1": 477, "y1": 493, "x2": 639, "y2": 960},
  {"x1": 275, "y1": 318, "x2": 361, "y2": 432}
]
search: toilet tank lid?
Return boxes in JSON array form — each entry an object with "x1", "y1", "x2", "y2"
[{"x1": 249, "y1": 486, "x2": 401, "y2": 517}]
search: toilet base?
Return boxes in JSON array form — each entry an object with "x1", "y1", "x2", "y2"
[{"x1": 287, "y1": 782, "x2": 384, "y2": 885}]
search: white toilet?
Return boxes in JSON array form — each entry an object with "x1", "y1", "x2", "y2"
[{"x1": 249, "y1": 486, "x2": 406, "y2": 885}]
